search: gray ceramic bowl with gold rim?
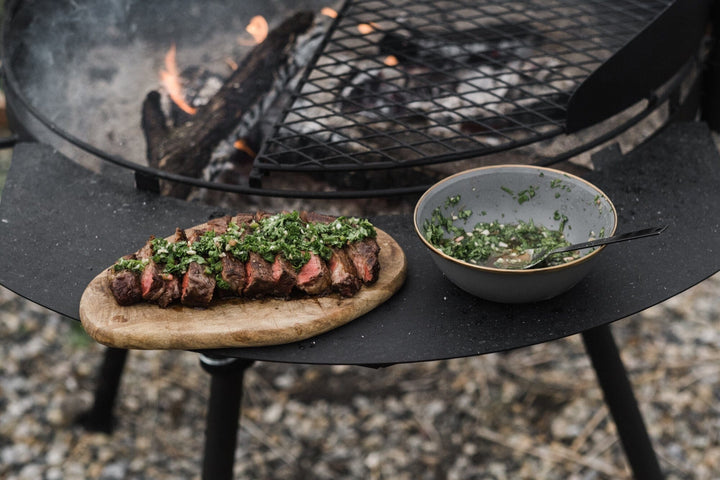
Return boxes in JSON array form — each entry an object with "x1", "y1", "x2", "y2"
[{"x1": 413, "y1": 165, "x2": 618, "y2": 303}]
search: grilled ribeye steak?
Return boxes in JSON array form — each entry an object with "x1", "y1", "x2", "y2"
[{"x1": 108, "y1": 211, "x2": 381, "y2": 308}]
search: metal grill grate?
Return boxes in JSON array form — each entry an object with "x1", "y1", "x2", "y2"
[{"x1": 256, "y1": 0, "x2": 673, "y2": 172}]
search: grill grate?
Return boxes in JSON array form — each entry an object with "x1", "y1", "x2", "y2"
[{"x1": 256, "y1": 0, "x2": 673, "y2": 172}]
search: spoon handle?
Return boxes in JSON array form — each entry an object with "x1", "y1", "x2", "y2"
[{"x1": 551, "y1": 225, "x2": 668, "y2": 255}]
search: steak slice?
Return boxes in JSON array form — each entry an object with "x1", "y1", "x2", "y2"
[
  {"x1": 296, "y1": 253, "x2": 332, "y2": 295},
  {"x1": 243, "y1": 252, "x2": 276, "y2": 298},
  {"x1": 136, "y1": 235, "x2": 155, "y2": 260},
  {"x1": 231, "y1": 213, "x2": 255, "y2": 229},
  {"x1": 181, "y1": 261, "x2": 216, "y2": 307},
  {"x1": 140, "y1": 260, "x2": 166, "y2": 302},
  {"x1": 300, "y1": 211, "x2": 337, "y2": 224},
  {"x1": 156, "y1": 274, "x2": 181, "y2": 308},
  {"x1": 328, "y1": 248, "x2": 361, "y2": 297},
  {"x1": 271, "y1": 255, "x2": 298, "y2": 297},
  {"x1": 220, "y1": 253, "x2": 247, "y2": 295},
  {"x1": 108, "y1": 269, "x2": 142, "y2": 306},
  {"x1": 173, "y1": 227, "x2": 187, "y2": 242},
  {"x1": 346, "y1": 238, "x2": 381, "y2": 284},
  {"x1": 186, "y1": 215, "x2": 231, "y2": 243}
]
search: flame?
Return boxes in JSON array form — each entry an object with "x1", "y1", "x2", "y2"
[
  {"x1": 160, "y1": 44, "x2": 197, "y2": 115},
  {"x1": 321, "y1": 7, "x2": 337, "y2": 18},
  {"x1": 246, "y1": 15, "x2": 268, "y2": 44},
  {"x1": 233, "y1": 139, "x2": 256, "y2": 158}
]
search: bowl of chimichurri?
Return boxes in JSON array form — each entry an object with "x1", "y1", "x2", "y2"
[{"x1": 413, "y1": 165, "x2": 617, "y2": 303}]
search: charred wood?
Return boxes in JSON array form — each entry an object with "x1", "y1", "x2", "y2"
[{"x1": 141, "y1": 11, "x2": 315, "y2": 198}]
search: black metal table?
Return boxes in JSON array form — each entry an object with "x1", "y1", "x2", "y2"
[{"x1": 1, "y1": 122, "x2": 719, "y2": 479}]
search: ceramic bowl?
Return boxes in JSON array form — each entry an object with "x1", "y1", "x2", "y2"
[{"x1": 414, "y1": 165, "x2": 617, "y2": 303}]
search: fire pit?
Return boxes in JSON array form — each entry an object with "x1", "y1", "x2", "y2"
[
  {"x1": 0, "y1": 2, "x2": 718, "y2": 479},
  {"x1": 0, "y1": 0, "x2": 711, "y2": 207}
]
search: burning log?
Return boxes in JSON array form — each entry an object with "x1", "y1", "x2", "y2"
[{"x1": 141, "y1": 11, "x2": 315, "y2": 198}]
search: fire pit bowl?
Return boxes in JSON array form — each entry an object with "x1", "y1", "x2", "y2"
[{"x1": 413, "y1": 165, "x2": 617, "y2": 303}]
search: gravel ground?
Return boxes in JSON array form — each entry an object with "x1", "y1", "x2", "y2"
[{"x1": 1, "y1": 275, "x2": 719, "y2": 480}]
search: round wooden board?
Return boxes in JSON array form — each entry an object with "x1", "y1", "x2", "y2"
[{"x1": 79, "y1": 229, "x2": 407, "y2": 350}]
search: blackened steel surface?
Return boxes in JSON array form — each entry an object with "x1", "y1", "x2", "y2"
[
  {"x1": 256, "y1": 0, "x2": 686, "y2": 172},
  {"x1": 0, "y1": 123, "x2": 719, "y2": 365},
  {"x1": 567, "y1": 0, "x2": 712, "y2": 132}
]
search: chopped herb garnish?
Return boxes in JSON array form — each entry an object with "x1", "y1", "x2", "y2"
[
  {"x1": 112, "y1": 258, "x2": 149, "y2": 273},
  {"x1": 113, "y1": 212, "x2": 377, "y2": 278},
  {"x1": 423, "y1": 196, "x2": 575, "y2": 268}
]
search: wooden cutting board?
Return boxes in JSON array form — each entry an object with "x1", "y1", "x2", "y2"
[{"x1": 80, "y1": 228, "x2": 406, "y2": 350}]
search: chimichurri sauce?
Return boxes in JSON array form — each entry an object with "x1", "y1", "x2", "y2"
[{"x1": 423, "y1": 199, "x2": 576, "y2": 269}]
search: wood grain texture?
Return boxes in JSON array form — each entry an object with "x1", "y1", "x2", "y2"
[{"x1": 79, "y1": 229, "x2": 406, "y2": 350}]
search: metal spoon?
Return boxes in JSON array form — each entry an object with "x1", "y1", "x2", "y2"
[{"x1": 514, "y1": 225, "x2": 668, "y2": 269}]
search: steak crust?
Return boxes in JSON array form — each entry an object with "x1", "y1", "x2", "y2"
[
  {"x1": 243, "y1": 252, "x2": 276, "y2": 298},
  {"x1": 346, "y1": 238, "x2": 381, "y2": 284},
  {"x1": 181, "y1": 262, "x2": 216, "y2": 307},
  {"x1": 108, "y1": 269, "x2": 142, "y2": 306},
  {"x1": 328, "y1": 248, "x2": 362, "y2": 297},
  {"x1": 108, "y1": 211, "x2": 381, "y2": 307}
]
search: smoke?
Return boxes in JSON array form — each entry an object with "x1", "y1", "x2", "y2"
[{"x1": 5, "y1": 0, "x2": 330, "y2": 168}]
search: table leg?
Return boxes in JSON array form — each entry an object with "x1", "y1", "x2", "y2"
[
  {"x1": 76, "y1": 347, "x2": 129, "y2": 433},
  {"x1": 199, "y1": 354, "x2": 254, "y2": 480},
  {"x1": 581, "y1": 324, "x2": 664, "y2": 480}
]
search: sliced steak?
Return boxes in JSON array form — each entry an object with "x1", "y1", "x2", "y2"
[
  {"x1": 220, "y1": 253, "x2": 247, "y2": 295},
  {"x1": 300, "y1": 211, "x2": 337, "y2": 224},
  {"x1": 231, "y1": 213, "x2": 255, "y2": 229},
  {"x1": 346, "y1": 238, "x2": 381, "y2": 284},
  {"x1": 271, "y1": 255, "x2": 298, "y2": 297},
  {"x1": 181, "y1": 261, "x2": 216, "y2": 307},
  {"x1": 172, "y1": 227, "x2": 187, "y2": 242},
  {"x1": 328, "y1": 248, "x2": 362, "y2": 297},
  {"x1": 186, "y1": 215, "x2": 231, "y2": 243},
  {"x1": 140, "y1": 260, "x2": 166, "y2": 302},
  {"x1": 156, "y1": 274, "x2": 181, "y2": 308},
  {"x1": 243, "y1": 252, "x2": 276, "y2": 298},
  {"x1": 108, "y1": 269, "x2": 142, "y2": 306},
  {"x1": 136, "y1": 236, "x2": 155, "y2": 260},
  {"x1": 296, "y1": 253, "x2": 332, "y2": 295}
]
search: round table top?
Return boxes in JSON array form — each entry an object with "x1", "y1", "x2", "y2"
[{"x1": 1, "y1": 122, "x2": 719, "y2": 366}]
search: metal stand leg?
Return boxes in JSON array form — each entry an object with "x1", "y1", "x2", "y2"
[
  {"x1": 76, "y1": 347, "x2": 129, "y2": 433},
  {"x1": 199, "y1": 354, "x2": 254, "y2": 480},
  {"x1": 581, "y1": 324, "x2": 664, "y2": 480}
]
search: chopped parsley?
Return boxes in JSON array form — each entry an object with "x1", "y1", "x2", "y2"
[
  {"x1": 423, "y1": 196, "x2": 573, "y2": 268},
  {"x1": 113, "y1": 212, "x2": 377, "y2": 284},
  {"x1": 112, "y1": 258, "x2": 149, "y2": 273},
  {"x1": 501, "y1": 185, "x2": 538, "y2": 205}
]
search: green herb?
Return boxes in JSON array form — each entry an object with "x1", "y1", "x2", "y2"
[
  {"x1": 113, "y1": 212, "x2": 377, "y2": 280},
  {"x1": 112, "y1": 258, "x2": 149, "y2": 273},
  {"x1": 501, "y1": 185, "x2": 537, "y2": 205},
  {"x1": 553, "y1": 211, "x2": 569, "y2": 232},
  {"x1": 516, "y1": 186, "x2": 536, "y2": 204},
  {"x1": 445, "y1": 195, "x2": 461, "y2": 207},
  {"x1": 423, "y1": 197, "x2": 573, "y2": 268}
]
